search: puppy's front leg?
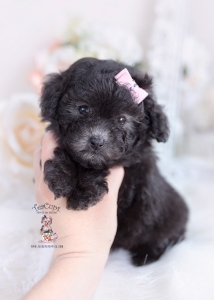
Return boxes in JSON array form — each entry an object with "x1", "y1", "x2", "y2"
[
  {"x1": 44, "y1": 147, "x2": 109, "y2": 210},
  {"x1": 43, "y1": 147, "x2": 77, "y2": 200},
  {"x1": 69, "y1": 165, "x2": 109, "y2": 210}
]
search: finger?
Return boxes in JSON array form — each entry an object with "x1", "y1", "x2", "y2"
[
  {"x1": 91, "y1": 167, "x2": 124, "y2": 219},
  {"x1": 106, "y1": 167, "x2": 124, "y2": 196},
  {"x1": 33, "y1": 147, "x2": 44, "y2": 205},
  {"x1": 33, "y1": 147, "x2": 42, "y2": 182},
  {"x1": 41, "y1": 131, "x2": 58, "y2": 171}
]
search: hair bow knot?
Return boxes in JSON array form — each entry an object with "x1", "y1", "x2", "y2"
[{"x1": 115, "y1": 68, "x2": 148, "y2": 104}]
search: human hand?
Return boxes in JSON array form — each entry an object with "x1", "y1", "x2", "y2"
[
  {"x1": 23, "y1": 132, "x2": 124, "y2": 300},
  {"x1": 33, "y1": 131, "x2": 124, "y2": 263}
]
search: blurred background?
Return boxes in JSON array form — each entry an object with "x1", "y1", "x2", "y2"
[
  {"x1": 0, "y1": 1, "x2": 214, "y2": 299},
  {"x1": 0, "y1": 0, "x2": 213, "y2": 175}
]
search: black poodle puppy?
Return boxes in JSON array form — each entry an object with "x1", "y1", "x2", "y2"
[{"x1": 40, "y1": 57, "x2": 189, "y2": 266}]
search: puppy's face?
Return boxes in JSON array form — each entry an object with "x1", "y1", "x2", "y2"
[
  {"x1": 57, "y1": 88, "x2": 143, "y2": 168},
  {"x1": 41, "y1": 58, "x2": 169, "y2": 168}
]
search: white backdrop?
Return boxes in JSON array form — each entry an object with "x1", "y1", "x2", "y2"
[
  {"x1": 1, "y1": 1, "x2": 214, "y2": 299},
  {"x1": 0, "y1": 0, "x2": 213, "y2": 100}
]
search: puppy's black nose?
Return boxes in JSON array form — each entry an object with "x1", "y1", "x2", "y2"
[{"x1": 89, "y1": 136, "x2": 104, "y2": 150}]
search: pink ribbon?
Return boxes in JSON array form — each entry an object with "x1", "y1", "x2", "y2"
[{"x1": 115, "y1": 68, "x2": 148, "y2": 104}]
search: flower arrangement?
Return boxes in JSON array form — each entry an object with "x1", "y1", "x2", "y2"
[{"x1": 30, "y1": 19, "x2": 144, "y2": 93}]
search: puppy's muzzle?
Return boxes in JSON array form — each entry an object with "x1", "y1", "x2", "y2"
[{"x1": 89, "y1": 135, "x2": 104, "y2": 150}]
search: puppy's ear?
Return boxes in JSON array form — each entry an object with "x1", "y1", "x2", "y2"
[
  {"x1": 126, "y1": 67, "x2": 169, "y2": 143},
  {"x1": 40, "y1": 73, "x2": 63, "y2": 122},
  {"x1": 144, "y1": 97, "x2": 169, "y2": 143}
]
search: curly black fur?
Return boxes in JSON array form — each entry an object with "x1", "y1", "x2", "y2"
[{"x1": 40, "y1": 57, "x2": 189, "y2": 265}]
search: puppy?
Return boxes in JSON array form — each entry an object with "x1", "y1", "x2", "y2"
[{"x1": 40, "y1": 57, "x2": 189, "y2": 265}]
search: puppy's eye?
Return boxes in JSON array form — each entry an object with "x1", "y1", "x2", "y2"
[
  {"x1": 79, "y1": 105, "x2": 90, "y2": 115},
  {"x1": 118, "y1": 116, "x2": 126, "y2": 125}
]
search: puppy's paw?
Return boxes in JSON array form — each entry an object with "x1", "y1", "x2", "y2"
[
  {"x1": 67, "y1": 168, "x2": 110, "y2": 210},
  {"x1": 43, "y1": 148, "x2": 77, "y2": 199},
  {"x1": 130, "y1": 241, "x2": 169, "y2": 266},
  {"x1": 43, "y1": 147, "x2": 109, "y2": 210}
]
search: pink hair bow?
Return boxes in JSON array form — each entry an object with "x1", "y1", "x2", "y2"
[{"x1": 115, "y1": 68, "x2": 148, "y2": 104}]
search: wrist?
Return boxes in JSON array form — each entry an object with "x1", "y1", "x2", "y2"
[
  {"x1": 23, "y1": 250, "x2": 108, "y2": 300},
  {"x1": 52, "y1": 237, "x2": 110, "y2": 267}
]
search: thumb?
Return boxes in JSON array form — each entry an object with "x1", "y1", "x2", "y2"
[{"x1": 106, "y1": 167, "x2": 124, "y2": 197}]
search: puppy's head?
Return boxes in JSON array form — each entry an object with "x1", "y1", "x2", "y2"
[{"x1": 40, "y1": 57, "x2": 169, "y2": 168}]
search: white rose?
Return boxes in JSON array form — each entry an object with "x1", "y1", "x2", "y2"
[{"x1": 0, "y1": 93, "x2": 46, "y2": 171}]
